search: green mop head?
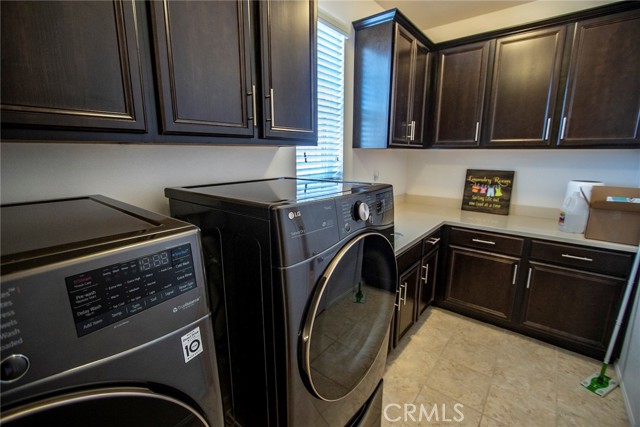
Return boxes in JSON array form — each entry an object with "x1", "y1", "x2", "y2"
[{"x1": 581, "y1": 364, "x2": 619, "y2": 397}]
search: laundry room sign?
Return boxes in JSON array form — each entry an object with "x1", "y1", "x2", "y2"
[{"x1": 461, "y1": 169, "x2": 515, "y2": 215}]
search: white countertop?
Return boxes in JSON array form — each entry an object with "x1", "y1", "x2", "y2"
[{"x1": 394, "y1": 202, "x2": 638, "y2": 255}]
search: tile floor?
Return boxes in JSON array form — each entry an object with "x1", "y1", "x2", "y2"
[{"x1": 382, "y1": 307, "x2": 630, "y2": 427}]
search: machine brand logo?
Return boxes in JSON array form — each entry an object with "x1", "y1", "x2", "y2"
[
  {"x1": 288, "y1": 211, "x2": 302, "y2": 220},
  {"x1": 172, "y1": 297, "x2": 201, "y2": 313}
]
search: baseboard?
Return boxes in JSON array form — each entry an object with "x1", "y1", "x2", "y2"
[{"x1": 616, "y1": 363, "x2": 636, "y2": 427}]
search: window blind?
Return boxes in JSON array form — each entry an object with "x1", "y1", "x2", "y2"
[{"x1": 296, "y1": 20, "x2": 346, "y2": 180}]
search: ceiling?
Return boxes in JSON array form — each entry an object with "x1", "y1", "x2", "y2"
[{"x1": 361, "y1": 0, "x2": 622, "y2": 41}]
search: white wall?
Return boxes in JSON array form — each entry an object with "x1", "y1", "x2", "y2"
[
  {"x1": 0, "y1": 143, "x2": 296, "y2": 215},
  {"x1": 619, "y1": 278, "x2": 640, "y2": 427}
]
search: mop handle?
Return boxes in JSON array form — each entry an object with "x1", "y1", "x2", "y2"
[{"x1": 603, "y1": 241, "x2": 640, "y2": 365}]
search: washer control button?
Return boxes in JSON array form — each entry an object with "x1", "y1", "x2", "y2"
[
  {"x1": 353, "y1": 201, "x2": 370, "y2": 222},
  {"x1": 1, "y1": 354, "x2": 30, "y2": 383}
]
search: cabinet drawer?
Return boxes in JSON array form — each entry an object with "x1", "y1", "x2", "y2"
[
  {"x1": 529, "y1": 240, "x2": 633, "y2": 277},
  {"x1": 422, "y1": 229, "x2": 442, "y2": 254},
  {"x1": 397, "y1": 242, "x2": 422, "y2": 273},
  {"x1": 450, "y1": 227, "x2": 524, "y2": 256}
]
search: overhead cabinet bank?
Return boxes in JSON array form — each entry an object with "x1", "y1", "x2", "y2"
[{"x1": 0, "y1": 0, "x2": 317, "y2": 145}]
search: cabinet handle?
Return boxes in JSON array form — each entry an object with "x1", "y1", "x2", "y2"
[
  {"x1": 544, "y1": 117, "x2": 551, "y2": 140},
  {"x1": 421, "y1": 264, "x2": 429, "y2": 283},
  {"x1": 267, "y1": 88, "x2": 275, "y2": 124},
  {"x1": 398, "y1": 283, "x2": 406, "y2": 305},
  {"x1": 474, "y1": 122, "x2": 480, "y2": 142},
  {"x1": 248, "y1": 84, "x2": 257, "y2": 124},
  {"x1": 403, "y1": 282, "x2": 408, "y2": 305},
  {"x1": 472, "y1": 238, "x2": 495, "y2": 245},
  {"x1": 526, "y1": 268, "x2": 533, "y2": 289},
  {"x1": 407, "y1": 122, "x2": 414, "y2": 141},
  {"x1": 561, "y1": 253, "x2": 593, "y2": 262},
  {"x1": 560, "y1": 116, "x2": 567, "y2": 140},
  {"x1": 512, "y1": 264, "x2": 518, "y2": 285},
  {"x1": 411, "y1": 120, "x2": 416, "y2": 140},
  {"x1": 426, "y1": 237, "x2": 440, "y2": 245}
]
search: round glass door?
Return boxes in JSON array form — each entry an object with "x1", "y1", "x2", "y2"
[
  {"x1": 300, "y1": 232, "x2": 397, "y2": 401},
  {"x1": 1, "y1": 387, "x2": 209, "y2": 427}
]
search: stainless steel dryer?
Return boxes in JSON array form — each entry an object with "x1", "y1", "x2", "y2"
[
  {"x1": 0, "y1": 195, "x2": 224, "y2": 427},
  {"x1": 165, "y1": 178, "x2": 397, "y2": 427}
]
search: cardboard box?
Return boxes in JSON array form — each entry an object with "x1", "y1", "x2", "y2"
[{"x1": 585, "y1": 186, "x2": 640, "y2": 246}]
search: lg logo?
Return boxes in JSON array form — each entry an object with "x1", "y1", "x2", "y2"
[{"x1": 288, "y1": 211, "x2": 302, "y2": 220}]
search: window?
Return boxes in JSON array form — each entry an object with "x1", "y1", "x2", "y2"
[{"x1": 296, "y1": 20, "x2": 346, "y2": 180}]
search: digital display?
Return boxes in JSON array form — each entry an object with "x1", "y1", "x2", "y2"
[{"x1": 65, "y1": 243, "x2": 196, "y2": 337}]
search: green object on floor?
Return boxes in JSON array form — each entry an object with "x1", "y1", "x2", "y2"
[{"x1": 581, "y1": 241, "x2": 640, "y2": 398}]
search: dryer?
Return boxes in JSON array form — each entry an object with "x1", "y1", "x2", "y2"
[
  {"x1": 165, "y1": 178, "x2": 397, "y2": 427},
  {"x1": 0, "y1": 196, "x2": 224, "y2": 427}
]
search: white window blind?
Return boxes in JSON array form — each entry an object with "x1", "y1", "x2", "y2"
[{"x1": 296, "y1": 20, "x2": 346, "y2": 180}]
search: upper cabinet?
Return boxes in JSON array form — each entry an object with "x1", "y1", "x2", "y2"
[
  {"x1": 258, "y1": 0, "x2": 317, "y2": 141},
  {"x1": 150, "y1": 0, "x2": 254, "y2": 137},
  {"x1": 0, "y1": 1, "x2": 146, "y2": 132},
  {"x1": 557, "y1": 10, "x2": 640, "y2": 147},
  {"x1": 1, "y1": 0, "x2": 317, "y2": 145},
  {"x1": 353, "y1": 10, "x2": 434, "y2": 149},
  {"x1": 484, "y1": 26, "x2": 566, "y2": 147},
  {"x1": 431, "y1": 41, "x2": 490, "y2": 147}
]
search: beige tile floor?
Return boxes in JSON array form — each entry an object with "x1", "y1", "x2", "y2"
[{"x1": 382, "y1": 307, "x2": 630, "y2": 427}]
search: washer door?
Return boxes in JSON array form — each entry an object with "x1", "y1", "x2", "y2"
[
  {"x1": 301, "y1": 232, "x2": 397, "y2": 401},
  {"x1": 1, "y1": 387, "x2": 210, "y2": 427}
]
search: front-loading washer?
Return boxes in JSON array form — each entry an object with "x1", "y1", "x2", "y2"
[
  {"x1": 0, "y1": 195, "x2": 224, "y2": 427},
  {"x1": 165, "y1": 178, "x2": 397, "y2": 427}
]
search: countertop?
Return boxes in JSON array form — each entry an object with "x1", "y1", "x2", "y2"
[{"x1": 394, "y1": 201, "x2": 638, "y2": 255}]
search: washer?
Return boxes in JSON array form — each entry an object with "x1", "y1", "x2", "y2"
[
  {"x1": 0, "y1": 195, "x2": 224, "y2": 427},
  {"x1": 166, "y1": 177, "x2": 397, "y2": 427}
]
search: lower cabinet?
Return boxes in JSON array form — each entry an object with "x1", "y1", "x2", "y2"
[
  {"x1": 439, "y1": 227, "x2": 635, "y2": 359},
  {"x1": 392, "y1": 229, "x2": 441, "y2": 348}
]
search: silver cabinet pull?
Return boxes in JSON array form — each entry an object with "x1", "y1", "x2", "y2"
[
  {"x1": 472, "y1": 238, "x2": 495, "y2": 245},
  {"x1": 267, "y1": 88, "x2": 275, "y2": 124},
  {"x1": 474, "y1": 122, "x2": 480, "y2": 142},
  {"x1": 560, "y1": 116, "x2": 567, "y2": 140},
  {"x1": 526, "y1": 268, "x2": 533, "y2": 289},
  {"x1": 399, "y1": 283, "x2": 407, "y2": 305},
  {"x1": 403, "y1": 282, "x2": 408, "y2": 305},
  {"x1": 411, "y1": 120, "x2": 416, "y2": 140},
  {"x1": 407, "y1": 121, "x2": 414, "y2": 141},
  {"x1": 248, "y1": 84, "x2": 257, "y2": 123},
  {"x1": 544, "y1": 117, "x2": 551, "y2": 140},
  {"x1": 562, "y1": 253, "x2": 593, "y2": 262},
  {"x1": 512, "y1": 264, "x2": 518, "y2": 285},
  {"x1": 426, "y1": 237, "x2": 440, "y2": 245},
  {"x1": 421, "y1": 264, "x2": 429, "y2": 283}
]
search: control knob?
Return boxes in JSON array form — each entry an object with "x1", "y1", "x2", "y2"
[{"x1": 353, "y1": 201, "x2": 370, "y2": 222}]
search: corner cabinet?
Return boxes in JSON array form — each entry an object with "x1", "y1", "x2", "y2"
[
  {"x1": 0, "y1": 0, "x2": 146, "y2": 132},
  {"x1": 353, "y1": 9, "x2": 434, "y2": 149},
  {"x1": 557, "y1": 9, "x2": 640, "y2": 147},
  {"x1": 431, "y1": 42, "x2": 490, "y2": 147}
]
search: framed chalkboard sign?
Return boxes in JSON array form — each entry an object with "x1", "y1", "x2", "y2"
[{"x1": 461, "y1": 169, "x2": 515, "y2": 215}]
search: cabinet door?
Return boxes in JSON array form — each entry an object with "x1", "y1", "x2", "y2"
[
  {"x1": 558, "y1": 10, "x2": 640, "y2": 147},
  {"x1": 411, "y1": 44, "x2": 430, "y2": 146},
  {"x1": 432, "y1": 41, "x2": 490, "y2": 147},
  {"x1": 418, "y1": 248, "x2": 438, "y2": 316},
  {"x1": 390, "y1": 26, "x2": 415, "y2": 146},
  {"x1": 445, "y1": 247, "x2": 519, "y2": 321},
  {"x1": 521, "y1": 263, "x2": 624, "y2": 353},
  {"x1": 394, "y1": 262, "x2": 419, "y2": 346},
  {"x1": 0, "y1": 1, "x2": 146, "y2": 131},
  {"x1": 259, "y1": 0, "x2": 317, "y2": 141},
  {"x1": 485, "y1": 27, "x2": 566, "y2": 147},
  {"x1": 150, "y1": 0, "x2": 254, "y2": 137}
]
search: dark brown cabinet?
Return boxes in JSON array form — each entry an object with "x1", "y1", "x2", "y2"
[
  {"x1": 353, "y1": 9, "x2": 434, "y2": 149},
  {"x1": 395, "y1": 260, "x2": 420, "y2": 345},
  {"x1": 431, "y1": 42, "x2": 490, "y2": 147},
  {"x1": 150, "y1": 0, "x2": 254, "y2": 137},
  {"x1": 557, "y1": 9, "x2": 640, "y2": 147},
  {"x1": 258, "y1": 0, "x2": 317, "y2": 141},
  {"x1": 390, "y1": 27, "x2": 430, "y2": 146},
  {"x1": 484, "y1": 26, "x2": 566, "y2": 147},
  {"x1": 520, "y1": 240, "x2": 633, "y2": 356},
  {"x1": 150, "y1": 0, "x2": 316, "y2": 141},
  {"x1": 443, "y1": 228, "x2": 523, "y2": 322},
  {"x1": 1, "y1": 0, "x2": 146, "y2": 132}
]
